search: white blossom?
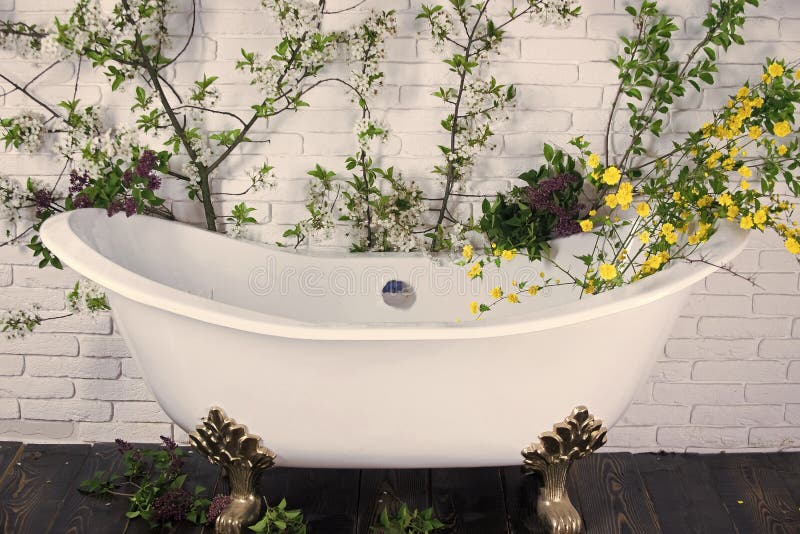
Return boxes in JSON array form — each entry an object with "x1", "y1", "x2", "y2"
[{"x1": 0, "y1": 175, "x2": 30, "y2": 223}]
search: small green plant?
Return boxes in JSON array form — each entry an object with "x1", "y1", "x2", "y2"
[
  {"x1": 80, "y1": 437, "x2": 214, "y2": 530},
  {"x1": 249, "y1": 498, "x2": 307, "y2": 533},
  {"x1": 371, "y1": 504, "x2": 444, "y2": 534}
]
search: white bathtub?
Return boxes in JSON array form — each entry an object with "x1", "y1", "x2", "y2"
[{"x1": 41, "y1": 208, "x2": 748, "y2": 468}]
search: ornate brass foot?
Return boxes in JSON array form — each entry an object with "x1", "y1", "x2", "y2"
[
  {"x1": 521, "y1": 406, "x2": 607, "y2": 534},
  {"x1": 189, "y1": 407, "x2": 276, "y2": 534}
]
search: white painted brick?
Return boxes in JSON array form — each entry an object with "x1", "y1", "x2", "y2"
[
  {"x1": 121, "y1": 358, "x2": 142, "y2": 379},
  {"x1": 657, "y1": 426, "x2": 748, "y2": 449},
  {"x1": 74, "y1": 379, "x2": 154, "y2": 401},
  {"x1": 691, "y1": 360, "x2": 788, "y2": 382},
  {"x1": 78, "y1": 336, "x2": 130, "y2": 358},
  {"x1": 113, "y1": 401, "x2": 171, "y2": 423},
  {"x1": 649, "y1": 361, "x2": 692, "y2": 382},
  {"x1": 0, "y1": 377, "x2": 74, "y2": 398},
  {"x1": 0, "y1": 334, "x2": 79, "y2": 356},
  {"x1": 753, "y1": 294, "x2": 800, "y2": 315},
  {"x1": 0, "y1": 399, "x2": 19, "y2": 419},
  {"x1": 521, "y1": 38, "x2": 617, "y2": 62},
  {"x1": 781, "y1": 19, "x2": 800, "y2": 40},
  {"x1": 749, "y1": 427, "x2": 800, "y2": 448},
  {"x1": 77, "y1": 422, "x2": 172, "y2": 442},
  {"x1": 746, "y1": 384, "x2": 800, "y2": 403},
  {"x1": 21, "y1": 399, "x2": 112, "y2": 422},
  {"x1": 653, "y1": 383, "x2": 744, "y2": 404},
  {"x1": 665, "y1": 338, "x2": 758, "y2": 360},
  {"x1": 680, "y1": 295, "x2": 751, "y2": 317},
  {"x1": 605, "y1": 426, "x2": 658, "y2": 448},
  {"x1": 0, "y1": 287, "x2": 65, "y2": 310},
  {"x1": 669, "y1": 317, "x2": 698, "y2": 337},
  {"x1": 0, "y1": 355, "x2": 23, "y2": 376},
  {"x1": 698, "y1": 317, "x2": 791, "y2": 338},
  {"x1": 760, "y1": 339, "x2": 800, "y2": 359},
  {"x1": 788, "y1": 405, "x2": 800, "y2": 425},
  {"x1": 0, "y1": 420, "x2": 75, "y2": 440},
  {"x1": 706, "y1": 272, "x2": 797, "y2": 293},
  {"x1": 789, "y1": 361, "x2": 800, "y2": 381},
  {"x1": 35, "y1": 313, "x2": 113, "y2": 335},
  {"x1": 691, "y1": 405, "x2": 785, "y2": 426},
  {"x1": 13, "y1": 265, "x2": 80, "y2": 288},
  {"x1": 620, "y1": 404, "x2": 690, "y2": 426},
  {"x1": 26, "y1": 356, "x2": 120, "y2": 379}
]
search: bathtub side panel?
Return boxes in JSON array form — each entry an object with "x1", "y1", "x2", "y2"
[{"x1": 111, "y1": 290, "x2": 688, "y2": 468}]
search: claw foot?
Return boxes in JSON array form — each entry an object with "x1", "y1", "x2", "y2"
[
  {"x1": 215, "y1": 495, "x2": 262, "y2": 534},
  {"x1": 538, "y1": 497, "x2": 582, "y2": 534}
]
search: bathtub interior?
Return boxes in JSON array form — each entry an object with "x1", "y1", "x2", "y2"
[
  {"x1": 57, "y1": 209, "x2": 747, "y2": 329},
  {"x1": 64, "y1": 210, "x2": 614, "y2": 323}
]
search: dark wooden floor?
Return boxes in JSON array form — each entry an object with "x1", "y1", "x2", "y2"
[{"x1": 0, "y1": 443, "x2": 799, "y2": 533}]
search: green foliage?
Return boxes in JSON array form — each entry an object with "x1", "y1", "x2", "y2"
[
  {"x1": 249, "y1": 498, "x2": 306, "y2": 533},
  {"x1": 79, "y1": 438, "x2": 211, "y2": 530},
  {"x1": 371, "y1": 505, "x2": 444, "y2": 534},
  {"x1": 479, "y1": 144, "x2": 585, "y2": 260}
]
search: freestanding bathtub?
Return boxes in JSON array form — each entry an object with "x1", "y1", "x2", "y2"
[{"x1": 41, "y1": 208, "x2": 749, "y2": 469}]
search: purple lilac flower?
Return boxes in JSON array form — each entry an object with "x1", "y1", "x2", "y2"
[
  {"x1": 147, "y1": 173, "x2": 161, "y2": 191},
  {"x1": 123, "y1": 197, "x2": 137, "y2": 217},
  {"x1": 152, "y1": 488, "x2": 193, "y2": 524},
  {"x1": 68, "y1": 170, "x2": 89, "y2": 193},
  {"x1": 115, "y1": 438, "x2": 133, "y2": 454},
  {"x1": 121, "y1": 169, "x2": 134, "y2": 187},
  {"x1": 72, "y1": 193, "x2": 93, "y2": 209},
  {"x1": 33, "y1": 189, "x2": 53, "y2": 213},
  {"x1": 207, "y1": 494, "x2": 233, "y2": 524},
  {"x1": 160, "y1": 435, "x2": 178, "y2": 451},
  {"x1": 136, "y1": 150, "x2": 158, "y2": 178},
  {"x1": 106, "y1": 200, "x2": 123, "y2": 217},
  {"x1": 524, "y1": 172, "x2": 584, "y2": 238}
]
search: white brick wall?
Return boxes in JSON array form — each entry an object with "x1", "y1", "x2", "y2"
[{"x1": 0, "y1": 0, "x2": 798, "y2": 451}]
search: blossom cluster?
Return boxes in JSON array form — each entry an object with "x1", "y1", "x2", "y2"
[
  {"x1": 0, "y1": 175, "x2": 30, "y2": 225},
  {"x1": 344, "y1": 10, "x2": 398, "y2": 100},
  {"x1": 1, "y1": 111, "x2": 46, "y2": 153}
]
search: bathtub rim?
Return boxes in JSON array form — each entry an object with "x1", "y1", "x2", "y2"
[{"x1": 40, "y1": 208, "x2": 749, "y2": 341}]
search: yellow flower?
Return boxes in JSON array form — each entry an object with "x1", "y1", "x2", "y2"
[
  {"x1": 786, "y1": 237, "x2": 800, "y2": 255},
  {"x1": 740, "y1": 180, "x2": 750, "y2": 190},
  {"x1": 762, "y1": 73, "x2": 771, "y2": 84},
  {"x1": 462, "y1": 244, "x2": 473, "y2": 261},
  {"x1": 754, "y1": 209, "x2": 767, "y2": 225},
  {"x1": 528, "y1": 285, "x2": 539, "y2": 296},
  {"x1": 589, "y1": 209, "x2": 597, "y2": 217},
  {"x1": 740, "y1": 215, "x2": 754, "y2": 229},
  {"x1": 616, "y1": 182, "x2": 634, "y2": 210},
  {"x1": 501, "y1": 248, "x2": 517, "y2": 261},
  {"x1": 697, "y1": 195, "x2": 714, "y2": 208},
  {"x1": 587, "y1": 153, "x2": 600, "y2": 169},
  {"x1": 490, "y1": 286, "x2": 503, "y2": 299},
  {"x1": 598, "y1": 263, "x2": 617, "y2": 281},
  {"x1": 773, "y1": 121, "x2": 791, "y2": 138},
  {"x1": 673, "y1": 191, "x2": 682, "y2": 201},
  {"x1": 738, "y1": 165, "x2": 752, "y2": 178},
  {"x1": 706, "y1": 151, "x2": 722, "y2": 168},
  {"x1": 778, "y1": 144, "x2": 788, "y2": 156},
  {"x1": 718, "y1": 193, "x2": 733, "y2": 206},
  {"x1": 579, "y1": 219, "x2": 594, "y2": 232},
  {"x1": 605, "y1": 193, "x2": 619, "y2": 209},
  {"x1": 768, "y1": 62, "x2": 784, "y2": 78},
  {"x1": 661, "y1": 223, "x2": 675, "y2": 235},
  {"x1": 602, "y1": 166, "x2": 622, "y2": 185},
  {"x1": 639, "y1": 230, "x2": 650, "y2": 244},
  {"x1": 467, "y1": 263, "x2": 482, "y2": 279},
  {"x1": 736, "y1": 86, "x2": 750, "y2": 100},
  {"x1": 727, "y1": 205, "x2": 739, "y2": 219},
  {"x1": 635, "y1": 202, "x2": 650, "y2": 218},
  {"x1": 796, "y1": 70, "x2": 800, "y2": 81},
  {"x1": 470, "y1": 301, "x2": 479, "y2": 314},
  {"x1": 748, "y1": 126, "x2": 762, "y2": 140},
  {"x1": 507, "y1": 293, "x2": 520, "y2": 304}
]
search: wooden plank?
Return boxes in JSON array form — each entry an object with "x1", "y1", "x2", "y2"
[
  {"x1": 705, "y1": 453, "x2": 800, "y2": 534},
  {"x1": 431, "y1": 467, "x2": 507, "y2": 534},
  {"x1": 0, "y1": 442, "x2": 22, "y2": 486},
  {"x1": 261, "y1": 468, "x2": 360, "y2": 534},
  {"x1": 571, "y1": 452, "x2": 661, "y2": 534},
  {"x1": 501, "y1": 466, "x2": 548, "y2": 534},
  {"x1": 48, "y1": 443, "x2": 132, "y2": 534},
  {"x1": 0, "y1": 443, "x2": 91, "y2": 533},
  {"x1": 633, "y1": 453, "x2": 735, "y2": 534},
  {"x1": 356, "y1": 468, "x2": 430, "y2": 534}
]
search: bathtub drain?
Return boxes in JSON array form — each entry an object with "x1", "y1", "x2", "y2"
[{"x1": 381, "y1": 280, "x2": 415, "y2": 309}]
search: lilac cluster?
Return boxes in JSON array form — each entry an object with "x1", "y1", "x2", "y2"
[
  {"x1": 152, "y1": 488, "x2": 193, "y2": 524},
  {"x1": 123, "y1": 150, "x2": 162, "y2": 191},
  {"x1": 32, "y1": 188, "x2": 53, "y2": 214},
  {"x1": 160, "y1": 434, "x2": 183, "y2": 474},
  {"x1": 115, "y1": 438, "x2": 133, "y2": 454},
  {"x1": 68, "y1": 170, "x2": 89, "y2": 193},
  {"x1": 106, "y1": 197, "x2": 137, "y2": 217},
  {"x1": 524, "y1": 173, "x2": 583, "y2": 238},
  {"x1": 207, "y1": 494, "x2": 233, "y2": 524}
]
